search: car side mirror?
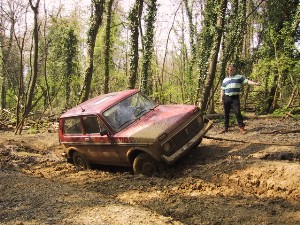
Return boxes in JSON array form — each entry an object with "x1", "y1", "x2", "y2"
[{"x1": 100, "y1": 129, "x2": 108, "y2": 136}]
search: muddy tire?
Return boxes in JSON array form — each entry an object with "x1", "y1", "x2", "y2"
[
  {"x1": 73, "y1": 151, "x2": 91, "y2": 170},
  {"x1": 133, "y1": 153, "x2": 158, "y2": 176}
]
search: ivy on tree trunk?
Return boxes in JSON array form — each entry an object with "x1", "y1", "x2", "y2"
[
  {"x1": 199, "y1": 0, "x2": 227, "y2": 112},
  {"x1": 128, "y1": 0, "x2": 143, "y2": 89},
  {"x1": 104, "y1": 0, "x2": 114, "y2": 94},
  {"x1": 81, "y1": 0, "x2": 105, "y2": 102},
  {"x1": 140, "y1": 0, "x2": 157, "y2": 95}
]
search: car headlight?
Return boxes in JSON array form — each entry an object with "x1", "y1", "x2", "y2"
[
  {"x1": 163, "y1": 142, "x2": 172, "y2": 153},
  {"x1": 196, "y1": 115, "x2": 202, "y2": 124}
]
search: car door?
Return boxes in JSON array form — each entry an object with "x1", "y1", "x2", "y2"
[{"x1": 81, "y1": 115, "x2": 123, "y2": 165}]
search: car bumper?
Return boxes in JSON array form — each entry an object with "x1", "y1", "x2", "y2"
[{"x1": 161, "y1": 120, "x2": 213, "y2": 164}]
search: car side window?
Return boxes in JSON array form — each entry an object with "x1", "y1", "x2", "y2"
[
  {"x1": 83, "y1": 116, "x2": 100, "y2": 134},
  {"x1": 64, "y1": 117, "x2": 82, "y2": 134}
]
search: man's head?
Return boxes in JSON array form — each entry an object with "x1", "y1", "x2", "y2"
[{"x1": 227, "y1": 64, "x2": 236, "y2": 76}]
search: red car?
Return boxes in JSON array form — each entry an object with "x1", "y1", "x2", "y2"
[{"x1": 59, "y1": 89, "x2": 212, "y2": 176}]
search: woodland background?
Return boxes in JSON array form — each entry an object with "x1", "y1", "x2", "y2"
[{"x1": 0, "y1": 0, "x2": 299, "y2": 134}]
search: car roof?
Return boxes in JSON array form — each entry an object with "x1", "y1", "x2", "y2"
[{"x1": 60, "y1": 89, "x2": 138, "y2": 118}]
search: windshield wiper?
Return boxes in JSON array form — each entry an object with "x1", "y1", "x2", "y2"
[
  {"x1": 135, "y1": 109, "x2": 147, "y2": 117},
  {"x1": 118, "y1": 119, "x2": 132, "y2": 128}
]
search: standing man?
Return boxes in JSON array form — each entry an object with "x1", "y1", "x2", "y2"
[{"x1": 220, "y1": 64, "x2": 260, "y2": 134}]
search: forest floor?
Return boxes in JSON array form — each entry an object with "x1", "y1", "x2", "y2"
[{"x1": 0, "y1": 114, "x2": 300, "y2": 225}]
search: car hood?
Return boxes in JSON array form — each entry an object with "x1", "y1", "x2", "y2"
[{"x1": 114, "y1": 105, "x2": 198, "y2": 141}]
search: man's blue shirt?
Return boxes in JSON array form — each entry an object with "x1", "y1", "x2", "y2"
[{"x1": 221, "y1": 74, "x2": 248, "y2": 96}]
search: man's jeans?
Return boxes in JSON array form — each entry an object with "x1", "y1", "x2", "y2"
[{"x1": 223, "y1": 95, "x2": 245, "y2": 128}]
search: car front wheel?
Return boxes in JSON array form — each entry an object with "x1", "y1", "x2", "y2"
[
  {"x1": 133, "y1": 153, "x2": 158, "y2": 176},
  {"x1": 72, "y1": 151, "x2": 91, "y2": 170}
]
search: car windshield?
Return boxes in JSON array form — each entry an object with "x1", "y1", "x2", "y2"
[{"x1": 103, "y1": 92, "x2": 157, "y2": 132}]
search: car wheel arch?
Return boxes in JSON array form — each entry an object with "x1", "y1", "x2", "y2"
[
  {"x1": 127, "y1": 148, "x2": 158, "y2": 165},
  {"x1": 67, "y1": 148, "x2": 80, "y2": 162}
]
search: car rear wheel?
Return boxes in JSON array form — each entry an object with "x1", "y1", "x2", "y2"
[
  {"x1": 133, "y1": 153, "x2": 158, "y2": 176},
  {"x1": 73, "y1": 151, "x2": 91, "y2": 170}
]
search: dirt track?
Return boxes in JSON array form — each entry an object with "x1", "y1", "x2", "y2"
[{"x1": 0, "y1": 116, "x2": 300, "y2": 224}]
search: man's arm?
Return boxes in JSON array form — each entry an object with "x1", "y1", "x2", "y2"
[
  {"x1": 220, "y1": 89, "x2": 225, "y2": 103},
  {"x1": 247, "y1": 80, "x2": 261, "y2": 86}
]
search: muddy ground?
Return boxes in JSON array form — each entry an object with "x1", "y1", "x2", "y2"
[{"x1": 0, "y1": 115, "x2": 299, "y2": 225}]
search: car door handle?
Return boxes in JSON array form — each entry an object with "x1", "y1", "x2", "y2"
[{"x1": 85, "y1": 137, "x2": 91, "y2": 142}]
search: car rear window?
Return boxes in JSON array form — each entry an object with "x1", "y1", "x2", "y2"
[{"x1": 63, "y1": 117, "x2": 82, "y2": 134}]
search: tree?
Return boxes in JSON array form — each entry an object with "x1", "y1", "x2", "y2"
[
  {"x1": 140, "y1": 0, "x2": 157, "y2": 94},
  {"x1": 0, "y1": 0, "x2": 23, "y2": 110},
  {"x1": 103, "y1": 0, "x2": 114, "y2": 94},
  {"x1": 81, "y1": 0, "x2": 106, "y2": 102},
  {"x1": 156, "y1": 2, "x2": 181, "y2": 103},
  {"x1": 199, "y1": 0, "x2": 227, "y2": 112},
  {"x1": 61, "y1": 26, "x2": 79, "y2": 108},
  {"x1": 195, "y1": 0, "x2": 218, "y2": 106},
  {"x1": 183, "y1": 0, "x2": 197, "y2": 102},
  {"x1": 254, "y1": 0, "x2": 299, "y2": 113},
  {"x1": 15, "y1": 0, "x2": 41, "y2": 134},
  {"x1": 128, "y1": 0, "x2": 144, "y2": 89},
  {"x1": 14, "y1": 2, "x2": 30, "y2": 129}
]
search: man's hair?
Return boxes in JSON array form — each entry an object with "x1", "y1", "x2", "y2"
[{"x1": 227, "y1": 63, "x2": 236, "y2": 68}]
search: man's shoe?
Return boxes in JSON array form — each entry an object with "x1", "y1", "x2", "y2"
[
  {"x1": 220, "y1": 128, "x2": 228, "y2": 134},
  {"x1": 239, "y1": 127, "x2": 246, "y2": 134}
]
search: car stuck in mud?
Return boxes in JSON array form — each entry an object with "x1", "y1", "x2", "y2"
[{"x1": 58, "y1": 89, "x2": 212, "y2": 176}]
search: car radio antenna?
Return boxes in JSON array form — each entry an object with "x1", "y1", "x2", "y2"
[{"x1": 80, "y1": 106, "x2": 85, "y2": 112}]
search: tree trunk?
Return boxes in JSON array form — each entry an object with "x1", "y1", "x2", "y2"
[
  {"x1": 42, "y1": 3, "x2": 51, "y2": 110},
  {"x1": 184, "y1": 0, "x2": 197, "y2": 102},
  {"x1": 287, "y1": 86, "x2": 297, "y2": 107},
  {"x1": 243, "y1": 85, "x2": 250, "y2": 109},
  {"x1": 195, "y1": 0, "x2": 216, "y2": 105},
  {"x1": 159, "y1": 3, "x2": 180, "y2": 102},
  {"x1": 140, "y1": 0, "x2": 157, "y2": 95},
  {"x1": 14, "y1": 21, "x2": 27, "y2": 129},
  {"x1": 1, "y1": 63, "x2": 7, "y2": 110},
  {"x1": 128, "y1": 0, "x2": 143, "y2": 89},
  {"x1": 1, "y1": 15, "x2": 15, "y2": 110},
  {"x1": 81, "y1": 0, "x2": 105, "y2": 102},
  {"x1": 15, "y1": 0, "x2": 40, "y2": 134},
  {"x1": 25, "y1": 0, "x2": 40, "y2": 115},
  {"x1": 266, "y1": 74, "x2": 279, "y2": 113},
  {"x1": 104, "y1": 0, "x2": 114, "y2": 94},
  {"x1": 199, "y1": 0, "x2": 227, "y2": 112}
]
